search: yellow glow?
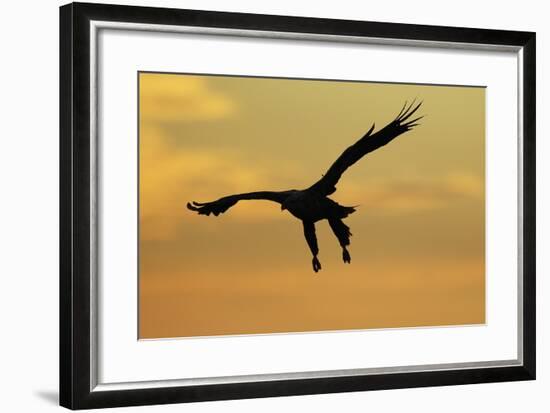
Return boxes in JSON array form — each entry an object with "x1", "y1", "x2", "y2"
[{"x1": 139, "y1": 72, "x2": 485, "y2": 338}]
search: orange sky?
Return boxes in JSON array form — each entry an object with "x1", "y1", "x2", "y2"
[{"x1": 138, "y1": 72, "x2": 485, "y2": 339}]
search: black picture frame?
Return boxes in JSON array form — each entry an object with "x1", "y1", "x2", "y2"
[{"x1": 60, "y1": 2, "x2": 536, "y2": 410}]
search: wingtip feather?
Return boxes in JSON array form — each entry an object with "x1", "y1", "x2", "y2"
[
  {"x1": 396, "y1": 100, "x2": 408, "y2": 119},
  {"x1": 402, "y1": 115, "x2": 424, "y2": 128},
  {"x1": 365, "y1": 123, "x2": 376, "y2": 137},
  {"x1": 398, "y1": 100, "x2": 423, "y2": 123}
]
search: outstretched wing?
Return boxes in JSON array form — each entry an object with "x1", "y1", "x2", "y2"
[
  {"x1": 308, "y1": 100, "x2": 423, "y2": 196},
  {"x1": 187, "y1": 191, "x2": 292, "y2": 216}
]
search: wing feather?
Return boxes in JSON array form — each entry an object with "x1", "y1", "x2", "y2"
[
  {"x1": 308, "y1": 101, "x2": 423, "y2": 196},
  {"x1": 187, "y1": 191, "x2": 292, "y2": 216}
]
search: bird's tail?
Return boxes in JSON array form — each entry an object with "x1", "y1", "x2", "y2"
[
  {"x1": 338, "y1": 205, "x2": 357, "y2": 218},
  {"x1": 327, "y1": 198, "x2": 357, "y2": 218}
]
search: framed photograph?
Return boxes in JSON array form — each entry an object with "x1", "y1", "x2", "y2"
[{"x1": 59, "y1": 2, "x2": 536, "y2": 410}]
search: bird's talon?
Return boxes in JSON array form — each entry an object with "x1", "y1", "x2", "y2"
[
  {"x1": 343, "y1": 249, "x2": 351, "y2": 263},
  {"x1": 312, "y1": 257, "x2": 322, "y2": 273}
]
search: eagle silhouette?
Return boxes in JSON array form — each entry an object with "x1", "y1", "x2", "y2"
[{"x1": 187, "y1": 101, "x2": 423, "y2": 272}]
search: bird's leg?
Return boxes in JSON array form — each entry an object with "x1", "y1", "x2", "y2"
[
  {"x1": 328, "y1": 219, "x2": 352, "y2": 264},
  {"x1": 303, "y1": 221, "x2": 321, "y2": 273}
]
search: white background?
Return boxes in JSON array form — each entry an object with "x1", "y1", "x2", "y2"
[
  {"x1": 0, "y1": 0, "x2": 546, "y2": 412},
  {"x1": 99, "y1": 26, "x2": 518, "y2": 384}
]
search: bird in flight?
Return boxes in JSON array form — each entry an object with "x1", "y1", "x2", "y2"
[{"x1": 187, "y1": 101, "x2": 423, "y2": 273}]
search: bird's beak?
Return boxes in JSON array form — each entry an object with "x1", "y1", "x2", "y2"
[{"x1": 281, "y1": 205, "x2": 286, "y2": 211}]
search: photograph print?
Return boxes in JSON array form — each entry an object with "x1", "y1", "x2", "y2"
[{"x1": 138, "y1": 72, "x2": 485, "y2": 339}]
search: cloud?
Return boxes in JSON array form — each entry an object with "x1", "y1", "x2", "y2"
[
  {"x1": 445, "y1": 173, "x2": 484, "y2": 198},
  {"x1": 335, "y1": 173, "x2": 484, "y2": 213},
  {"x1": 140, "y1": 74, "x2": 236, "y2": 123},
  {"x1": 140, "y1": 124, "x2": 292, "y2": 241},
  {"x1": 141, "y1": 123, "x2": 485, "y2": 242}
]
